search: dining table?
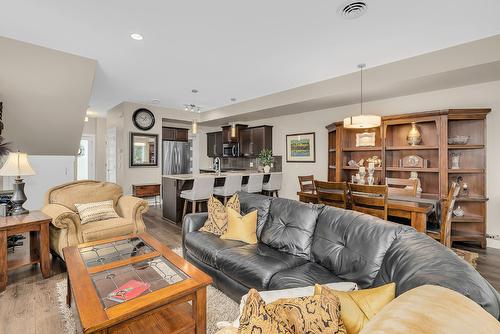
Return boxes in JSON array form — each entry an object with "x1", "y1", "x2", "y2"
[{"x1": 297, "y1": 190, "x2": 437, "y2": 233}]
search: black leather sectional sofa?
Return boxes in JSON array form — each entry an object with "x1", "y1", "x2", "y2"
[{"x1": 182, "y1": 192, "x2": 500, "y2": 319}]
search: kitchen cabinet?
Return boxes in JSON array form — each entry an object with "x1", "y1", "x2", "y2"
[
  {"x1": 222, "y1": 124, "x2": 248, "y2": 144},
  {"x1": 239, "y1": 125, "x2": 273, "y2": 157},
  {"x1": 207, "y1": 131, "x2": 223, "y2": 157},
  {"x1": 162, "y1": 127, "x2": 188, "y2": 142}
]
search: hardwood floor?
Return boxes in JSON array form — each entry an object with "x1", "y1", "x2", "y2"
[{"x1": 0, "y1": 205, "x2": 498, "y2": 333}]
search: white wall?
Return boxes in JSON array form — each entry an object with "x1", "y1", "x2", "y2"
[
  {"x1": 241, "y1": 80, "x2": 500, "y2": 244},
  {"x1": 82, "y1": 117, "x2": 107, "y2": 181},
  {"x1": 3, "y1": 156, "x2": 75, "y2": 209}
]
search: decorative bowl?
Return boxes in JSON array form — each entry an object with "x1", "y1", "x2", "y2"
[{"x1": 448, "y1": 136, "x2": 469, "y2": 145}]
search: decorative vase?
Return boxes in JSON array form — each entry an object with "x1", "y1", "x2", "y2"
[
  {"x1": 451, "y1": 153, "x2": 461, "y2": 169},
  {"x1": 263, "y1": 165, "x2": 271, "y2": 173},
  {"x1": 406, "y1": 122, "x2": 422, "y2": 146}
]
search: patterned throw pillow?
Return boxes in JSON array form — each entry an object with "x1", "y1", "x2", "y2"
[
  {"x1": 75, "y1": 200, "x2": 119, "y2": 225},
  {"x1": 238, "y1": 289, "x2": 347, "y2": 334},
  {"x1": 239, "y1": 289, "x2": 292, "y2": 334},
  {"x1": 200, "y1": 194, "x2": 240, "y2": 236}
]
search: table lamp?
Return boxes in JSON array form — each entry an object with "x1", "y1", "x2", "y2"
[{"x1": 0, "y1": 152, "x2": 36, "y2": 215}]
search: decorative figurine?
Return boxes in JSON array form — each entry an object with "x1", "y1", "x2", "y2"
[
  {"x1": 407, "y1": 122, "x2": 422, "y2": 146},
  {"x1": 451, "y1": 153, "x2": 461, "y2": 169},
  {"x1": 453, "y1": 206, "x2": 465, "y2": 217},
  {"x1": 367, "y1": 162, "x2": 375, "y2": 185},
  {"x1": 358, "y1": 167, "x2": 366, "y2": 185},
  {"x1": 406, "y1": 171, "x2": 423, "y2": 194}
]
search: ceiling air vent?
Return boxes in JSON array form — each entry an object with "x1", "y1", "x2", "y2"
[{"x1": 338, "y1": 1, "x2": 368, "y2": 19}]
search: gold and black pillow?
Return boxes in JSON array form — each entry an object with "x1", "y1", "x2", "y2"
[{"x1": 199, "y1": 194, "x2": 240, "y2": 236}]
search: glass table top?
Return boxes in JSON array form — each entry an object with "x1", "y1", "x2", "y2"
[
  {"x1": 90, "y1": 255, "x2": 188, "y2": 309},
  {"x1": 79, "y1": 237, "x2": 153, "y2": 267}
]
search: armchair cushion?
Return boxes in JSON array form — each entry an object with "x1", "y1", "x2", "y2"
[
  {"x1": 45, "y1": 180, "x2": 123, "y2": 212},
  {"x1": 81, "y1": 218, "x2": 136, "y2": 242}
]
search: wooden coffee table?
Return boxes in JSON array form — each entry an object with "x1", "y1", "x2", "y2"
[{"x1": 63, "y1": 232, "x2": 212, "y2": 334}]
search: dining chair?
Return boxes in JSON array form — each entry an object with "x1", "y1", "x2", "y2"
[
  {"x1": 348, "y1": 183, "x2": 388, "y2": 220},
  {"x1": 181, "y1": 176, "x2": 215, "y2": 218},
  {"x1": 385, "y1": 177, "x2": 418, "y2": 197},
  {"x1": 427, "y1": 182, "x2": 461, "y2": 248},
  {"x1": 298, "y1": 175, "x2": 315, "y2": 192},
  {"x1": 213, "y1": 174, "x2": 243, "y2": 204},
  {"x1": 262, "y1": 172, "x2": 282, "y2": 197},
  {"x1": 314, "y1": 180, "x2": 348, "y2": 209},
  {"x1": 241, "y1": 173, "x2": 264, "y2": 193}
]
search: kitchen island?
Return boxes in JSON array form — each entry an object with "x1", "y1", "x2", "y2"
[{"x1": 162, "y1": 171, "x2": 277, "y2": 223}]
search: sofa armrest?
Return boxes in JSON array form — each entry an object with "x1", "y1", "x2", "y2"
[
  {"x1": 116, "y1": 195, "x2": 149, "y2": 233},
  {"x1": 42, "y1": 203, "x2": 80, "y2": 230},
  {"x1": 182, "y1": 213, "x2": 208, "y2": 253}
]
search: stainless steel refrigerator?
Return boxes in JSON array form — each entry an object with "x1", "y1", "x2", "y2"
[{"x1": 162, "y1": 140, "x2": 192, "y2": 175}]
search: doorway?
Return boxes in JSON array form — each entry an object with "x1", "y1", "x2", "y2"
[{"x1": 77, "y1": 134, "x2": 95, "y2": 180}]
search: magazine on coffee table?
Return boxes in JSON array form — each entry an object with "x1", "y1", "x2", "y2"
[{"x1": 107, "y1": 280, "x2": 151, "y2": 303}]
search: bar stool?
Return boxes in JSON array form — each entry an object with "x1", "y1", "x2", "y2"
[
  {"x1": 262, "y1": 172, "x2": 282, "y2": 197},
  {"x1": 241, "y1": 173, "x2": 264, "y2": 194},
  {"x1": 181, "y1": 175, "x2": 215, "y2": 218},
  {"x1": 213, "y1": 174, "x2": 243, "y2": 204}
]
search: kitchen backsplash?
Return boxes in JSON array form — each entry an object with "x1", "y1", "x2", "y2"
[{"x1": 219, "y1": 156, "x2": 282, "y2": 172}]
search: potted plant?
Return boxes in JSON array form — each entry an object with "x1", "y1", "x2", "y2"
[{"x1": 258, "y1": 149, "x2": 273, "y2": 173}]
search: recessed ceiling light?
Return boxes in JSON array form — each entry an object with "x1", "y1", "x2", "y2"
[
  {"x1": 130, "y1": 33, "x2": 143, "y2": 40},
  {"x1": 230, "y1": 98, "x2": 237, "y2": 102},
  {"x1": 152, "y1": 99, "x2": 160, "y2": 104}
]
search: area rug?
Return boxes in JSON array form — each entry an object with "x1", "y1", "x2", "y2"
[{"x1": 55, "y1": 247, "x2": 239, "y2": 334}]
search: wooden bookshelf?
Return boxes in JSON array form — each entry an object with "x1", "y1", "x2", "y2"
[{"x1": 326, "y1": 109, "x2": 490, "y2": 248}]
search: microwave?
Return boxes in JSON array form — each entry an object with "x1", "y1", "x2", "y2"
[{"x1": 223, "y1": 143, "x2": 239, "y2": 157}]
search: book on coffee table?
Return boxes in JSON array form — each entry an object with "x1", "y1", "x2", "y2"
[{"x1": 107, "y1": 280, "x2": 151, "y2": 303}]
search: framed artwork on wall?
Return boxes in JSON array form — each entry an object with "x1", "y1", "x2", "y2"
[{"x1": 286, "y1": 132, "x2": 316, "y2": 163}]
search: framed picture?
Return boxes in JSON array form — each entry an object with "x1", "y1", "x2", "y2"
[
  {"x1": 356, "y1": 132, "x2": 376, "y2": 147},
  {"x1": 130, "y1": 132, "x2": 158, "y2": 167},
  {"x1": 286, "y1": 132, "x2": 316, "y2": 163}
]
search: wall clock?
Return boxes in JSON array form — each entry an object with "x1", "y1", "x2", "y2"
[{"x1": 132, "y1": 108, "x2": 155, "y2": 131}]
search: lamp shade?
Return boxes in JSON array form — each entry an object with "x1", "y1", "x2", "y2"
[
  {"x1": 0, "y1": 152, "x2": 36, "y2": 176},
  {"x1": 343, "y1": 115, "x2": 381, "y2": 129}
]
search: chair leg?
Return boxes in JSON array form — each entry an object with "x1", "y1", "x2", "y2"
[
  {"x1": 275, "y1": 190, "x2": 279, "y2": 197},
  {"x1": 223, "y1": 196, "x2": 228, "y2": 205},
  {"x1": 192, "y1": 201, "x2": 196, "y2": 214},
  {"x1": 198, "y1": 201, "x2": 203, "y2": 212},
  {"x1": 182, "y1": 199, "x2": 188, "y2": 218}
]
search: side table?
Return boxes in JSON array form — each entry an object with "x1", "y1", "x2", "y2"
[{"x1": 0, "y1": 211, "x2": 52, "y2": 292}]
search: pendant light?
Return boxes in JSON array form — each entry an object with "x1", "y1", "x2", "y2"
[
  {"x1": 343, "y1": 64, "x2": 381, "y2": 129},
  {"x1": 192, "y1": 119, "x2": 198, "y2": 135},
  {"x1": 231, "y1": 123, "x2": 236, "y2": 137}
]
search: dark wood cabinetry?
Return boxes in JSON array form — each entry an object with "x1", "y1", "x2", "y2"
[
  {"x1": 239, "y1": 125, "x2": 273, "y2": 157},
  {"x1": 222, "y1": 124, "x2": 248, "y2": 143},
  {"x1": 162, "y1": 127, "x2": 188, "y2": 142},
  {"x1": 207, "y1": 131, "x2": 223, "y2": 157}
]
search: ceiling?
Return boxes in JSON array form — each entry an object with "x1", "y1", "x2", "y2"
[{"x1": 1, "y1": 1, "x2": 500, "y2": 116}]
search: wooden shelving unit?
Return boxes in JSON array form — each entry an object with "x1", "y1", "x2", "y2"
[{"x1": 326, "y1": 109, "x2": 490, "y2": 247}]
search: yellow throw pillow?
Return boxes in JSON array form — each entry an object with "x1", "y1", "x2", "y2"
[
  {"x1": 314, "y1": 283, "x2": 396, "y2": 334},
  {"x1": 220, "y1": 207, "x2": 258, "y2": 244},
  {"x1": 200, "y1": 194, "x2": 240, "y2": 236},
  {"x1": 239, "y1": 289, "x2": 292, "y2": 334}
]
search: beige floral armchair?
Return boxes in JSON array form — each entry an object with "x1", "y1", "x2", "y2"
[{"x1": 42, "y1": 180, "x2": 149, "y2": 258}]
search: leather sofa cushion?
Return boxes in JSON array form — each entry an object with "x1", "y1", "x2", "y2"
[
  {"x1": 81, "y1": 218, "x2": 135, "y2": 242},
  {"x1": 374, "y1": 230, "x2": 500, "y2": 319},
  {"x1": 260, "y1": 198, "x2": 320, "y2": 259},
  {"x1": 268, "y1": 262, "x2": 346, "y2": 290},
  {"x1": 238, "y1": 192, "x2": 272, "y2": 239},
  {"x1": 359, "y1": 285, "x2": 500, "y2": 334},
  {"x1": 216, "y1": 243, "x2": 308, "y2": 290},
  {"x1": 312, "y1": 206, "x2": 405, "y2": 288},
  {"x1": 184, "y1": 231, "x2": 246, "y2": 267}
]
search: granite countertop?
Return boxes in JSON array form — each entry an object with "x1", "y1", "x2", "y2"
[{"x1": 162, "y1": 171, "x2": 281, "y2": 180}]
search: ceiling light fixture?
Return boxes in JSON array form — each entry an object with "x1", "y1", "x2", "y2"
[
  {"x1": 130, "y1": 33, "x2": 143, "y2": 40},
  {"x1": 230, "y1": 98, "x2": 237, "y2": 102},
  {"x1": 343, "y1": 64, "x2": 381, "y2": 129},
  {"x1": 151, "y1": 99, "x2": 160, "y2": 104},
  {"x1": 192, "y1": 119, "x2": 198, "y2": 135},
  {"x1": 184, "y1": 89, "x2": 201, "y2": 113},
  {"x1": 231, "y1": 123, "x2": 236, "y2": 137}
]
